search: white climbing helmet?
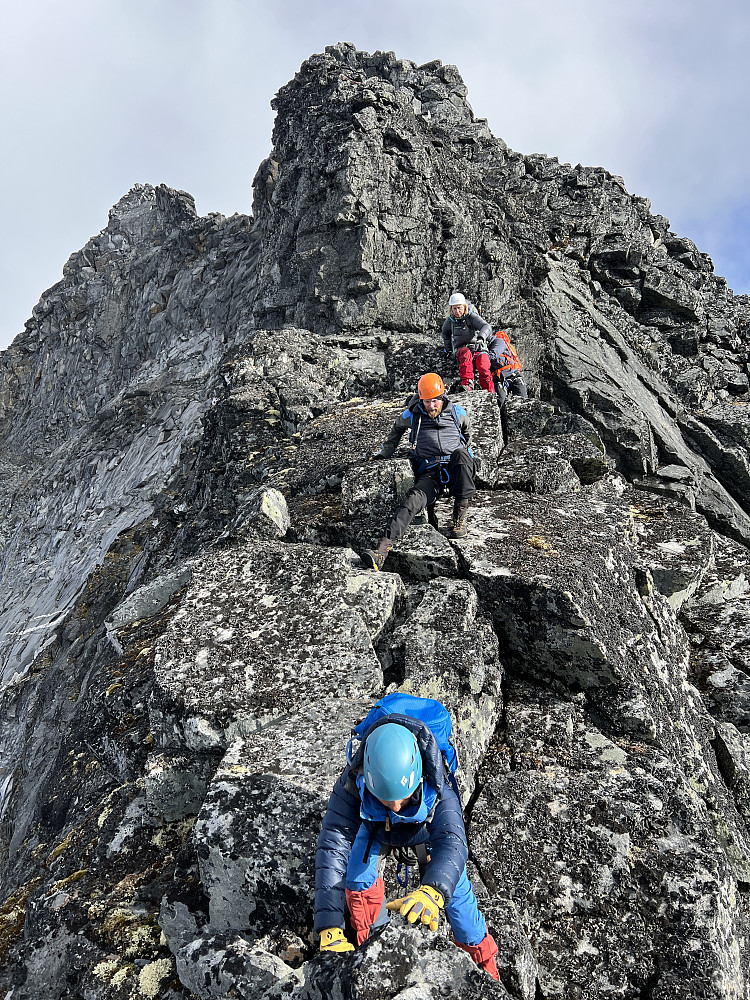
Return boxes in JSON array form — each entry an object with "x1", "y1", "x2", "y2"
[{"x1": 448, "y1": 292, "x2": 467, "y2": 308}]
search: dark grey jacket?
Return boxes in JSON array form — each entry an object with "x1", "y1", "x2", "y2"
[
  {"x1": 441, "y1": 312, "x2": 493, "y2": 354},
  {"x1": 378, "y1": 397, "x2": 471, "y2": 463}
]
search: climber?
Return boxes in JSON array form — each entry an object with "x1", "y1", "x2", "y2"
[
  {"x1": 314, "y1": 705, "x2": 500, "y2": 981},
  {"x1": 489, "y1": 329, "x2": 528, "y2": 406},
  {"x1": 361, "y1": 372, "x2": 476, "y2": 571},
  {"x1": 441, "y1": 292, "x2": 495, "y2": 394}
]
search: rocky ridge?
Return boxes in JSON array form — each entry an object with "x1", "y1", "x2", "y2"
[{"x1": 0, "y1": 41, "x2": 749, "y2": 1000}]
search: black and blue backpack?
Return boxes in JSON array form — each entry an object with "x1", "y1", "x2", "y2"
[{"x1": 347, "y1": 692, "x2": 459, "y2": 791}]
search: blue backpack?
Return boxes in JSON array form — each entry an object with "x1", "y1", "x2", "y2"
[{"x1": 347, "y1": 692, "x2": 459, "y2": 785}]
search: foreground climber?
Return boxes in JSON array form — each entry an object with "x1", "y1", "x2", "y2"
[
  {"x1": 361, "y1": 373, "x2": 476, "y2": 570},
  {"x1": 314, "y1": 693, "x2": 499, "y2": 981},
  {"x1": 441, "y1": 292, "x2": 495, "y2": 393}
]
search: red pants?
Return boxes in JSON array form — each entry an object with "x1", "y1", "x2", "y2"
[
  {"x1": 456, "y1": 932, "x2": 500, "y2": 980},
  {"x1": 456, "y1": 347, "x2": 495, "y2": 392},
  {"x1": 346, "y1": 878, "x2": 386, "y2": 945}
]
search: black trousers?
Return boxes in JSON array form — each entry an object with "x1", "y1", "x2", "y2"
[
  {"x1": 383, "y1": 449, "x2": 476, "y2": 543},
  {"x1": 494, "y1": 372, "x2": 528, "y2": 406}
]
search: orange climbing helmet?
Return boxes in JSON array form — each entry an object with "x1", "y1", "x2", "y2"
[{"x1": 417, "y1": 373, "x2": 445, "y2": 400}]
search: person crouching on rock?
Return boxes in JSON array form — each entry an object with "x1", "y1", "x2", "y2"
[
  {"x1": 441, "y1": 292, "x2": 496, "y2": 393},
  {"x1": 489, "y1": 329, "x2": 528, "y2": 406},
  {"x1": 314, "y1": 717, "x2": 500, "y2": 980},
  {"x1": 361, "y1": 373, "x2": 476, "y2": 571}
]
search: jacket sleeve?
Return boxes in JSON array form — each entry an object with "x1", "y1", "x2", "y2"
[
  {"x1": 314, "y1": 769, "x2": 362, "y2": 932},
  {"x1": 379, "y1": 412, "x2": 411, "y2": 458},
  {"x1": 441, "y1": 319, "x2": 453, "y2": 353},
  {"x1": 459, "y1": 412, "x2": 472, "y2": 448},
  {"x1": 420, "y1": 784, "x2": 469, "y2": 904},
  {"x1": 470, "y1": 314, "x2": 493, "y2": 345}
]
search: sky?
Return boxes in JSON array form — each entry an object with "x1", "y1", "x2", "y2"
[{"x1": 1, "y1": 0, "x2": 749, "y2": 351}]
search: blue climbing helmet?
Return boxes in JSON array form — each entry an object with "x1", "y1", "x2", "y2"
[{"x1": 363, "y1": 723, "x2": 423, "y2": 801}]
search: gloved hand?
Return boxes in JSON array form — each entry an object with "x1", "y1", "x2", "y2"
[
  {"x1": 319, "y1": 927, "x2": 354, "y2": 952},
  {"x1": 386, "y1": 884, "x2": 444, "y2": 932}
]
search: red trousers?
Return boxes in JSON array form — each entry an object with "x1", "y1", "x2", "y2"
[
  {"x1": 346, "y1": 878, "x2": 386, "y2": 945},
  {"x1": 456, "y1": 931, "x2": 500, "y2": 980},
  {"x1": 456, "y1": 347, "x2": 495, "y2": 392}
]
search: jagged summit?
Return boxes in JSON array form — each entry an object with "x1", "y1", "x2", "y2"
[
  {"x1": 106, "y1": 183, "x2": 198, "y2": 242},
  {"x1": 275, "y1": 41, "x2": 477, "y2": 126},
  {"x1": 0, "y1": 45, "x2": 749, "y2": 1000}
]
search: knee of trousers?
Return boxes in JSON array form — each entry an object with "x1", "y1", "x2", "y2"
[
  {"x1": 449, "y1": 449, "x2": 474, "y2": 469},
  {"x1": 402, "y1": 488, "x2": 430, "y2": 515}
]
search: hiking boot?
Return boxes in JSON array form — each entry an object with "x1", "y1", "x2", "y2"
[
  {"x1": 427, "y1": 505, "x2": 439, "y2": 529},
  {"x1": 455, "y1": 380, "x2": 474, "y2": 393},
  {"x1": 361, "y1": 539, "x2": 392, "y2": 571},
  {"x1": 448, "y1": 501, "x2": 470, "y2": 539}
]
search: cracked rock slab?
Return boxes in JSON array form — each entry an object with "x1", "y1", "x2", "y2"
[
  {"x1": 175, "y1": 931, "x2": 303, "y2": 999},
  {"x1": 628, "y1": 492, "x2": 715, "y2": 610},
  {"x1": 471, "y1": 681, "x2": 748, "y2": 1000},
  {"x1": 390, "y1": 578, "x2": 502, "y2": 800},
  {"x1": 387, "y1": 523, "x2": 461, "y2": 580},
  {"x1": 260, "y1": 922, "x2": 511, "y2": 999},
  {"x1": 151, "y1": 542, "x2": 402, "y2": 750}
]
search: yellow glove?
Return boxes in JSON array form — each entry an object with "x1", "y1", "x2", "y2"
[
  {"x1": 386, "y1": 884, "x2": 444, "y2": 932},
  {"x1": 319, "y1": 927, "x2": 354, "y2": 953}
]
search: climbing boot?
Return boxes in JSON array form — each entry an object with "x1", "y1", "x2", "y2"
[
  {"x1": 455, "y1": 380, "x2": 474, "y2": 393},
  {"x1": 361, "y1": 538, "x2": 392, "y2": 571},
  {"x1": 448, "y1": 501, "x2": 470, "y2": 539}
]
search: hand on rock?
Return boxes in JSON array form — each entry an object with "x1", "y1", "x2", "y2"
[
  {"x1": 386, "y1": 885, "x2": 444, "y2": 932},
  {"x1": 319, "y1": 927, "x2": 354, "y2": 952}
]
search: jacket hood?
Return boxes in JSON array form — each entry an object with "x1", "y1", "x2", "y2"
[{"x1": 356, "y1": 774, "x2": 439, "y2": 824}]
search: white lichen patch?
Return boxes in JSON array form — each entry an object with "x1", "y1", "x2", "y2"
[
  {"x1": 138, "y1": 958, "x2": 172, "y2": 998},
  {"x1": 656, "y1": 540, "x2": 687, "y2": 556},
  {"x1": 92, "y1": 958, "x2": 121, "y2": 981}
]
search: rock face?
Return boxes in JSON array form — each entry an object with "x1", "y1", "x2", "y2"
[{"x1": 0, "y1": 41, "x2": 749, "y2": 1000}]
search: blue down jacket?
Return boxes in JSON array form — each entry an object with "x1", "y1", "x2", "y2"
[{"x1": 314, "y1": 713, "x2": 468, "y2": 932}]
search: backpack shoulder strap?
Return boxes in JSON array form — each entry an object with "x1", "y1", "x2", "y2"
[
  {"x1": 449, "y1": 404, "x2": 466, "y2": 440},
  {"x1": 409, "y1": 409, "x2": 422, "y2": 446}
]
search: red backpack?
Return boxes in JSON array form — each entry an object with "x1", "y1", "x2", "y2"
[{"x1": 493, "y1": 330, "x2": 523, "y2": 373}]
